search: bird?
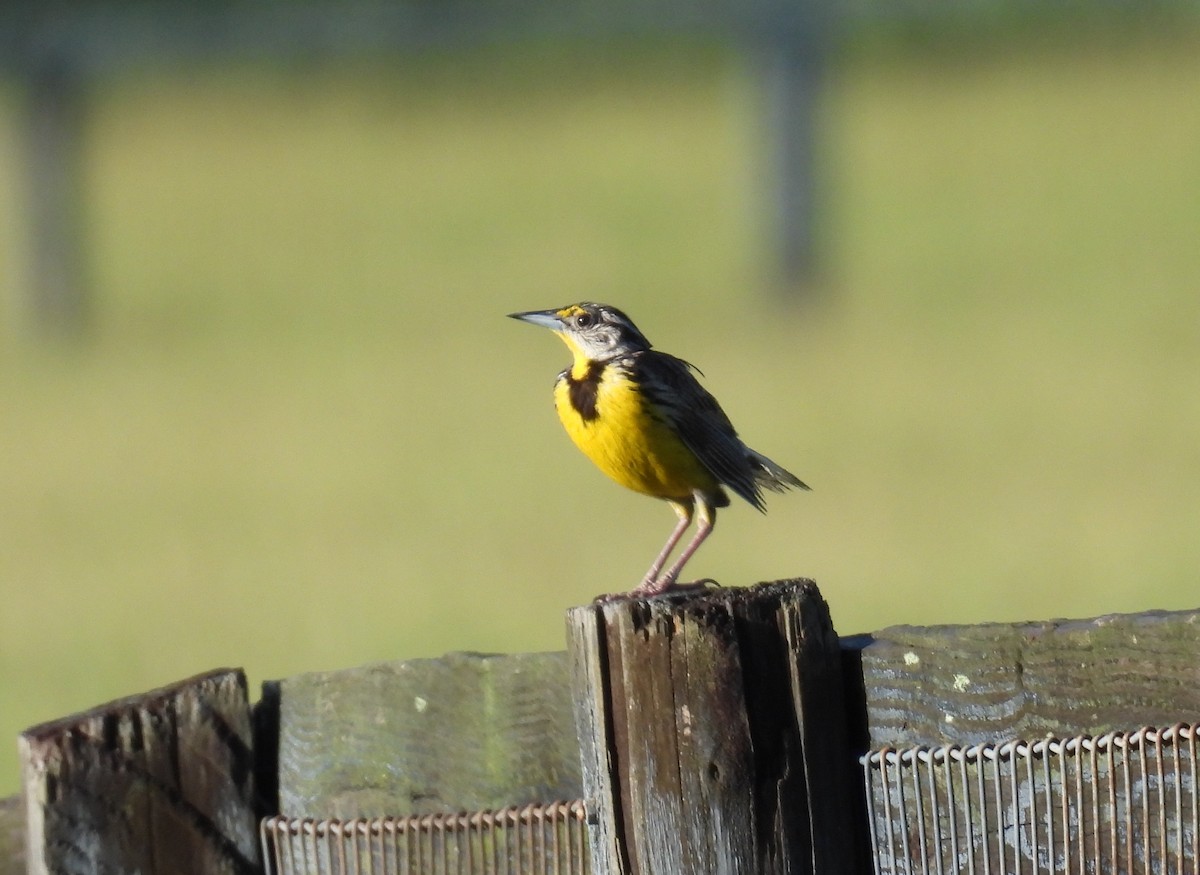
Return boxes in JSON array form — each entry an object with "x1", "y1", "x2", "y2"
[{"x1": 508, "y1": 302, "x2": 808, "y2": 597}]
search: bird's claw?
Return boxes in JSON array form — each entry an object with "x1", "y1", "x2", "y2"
[{"x1": 592, "y1": 577, "x2": 721, "y2": 603}]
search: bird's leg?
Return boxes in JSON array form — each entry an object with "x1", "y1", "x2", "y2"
[
  {"x1": 628, "y1": 500, "x2": 693, "y2": 597},
  {"x1": 653, "y1": 497, "x2": 717, "y2": 593}
]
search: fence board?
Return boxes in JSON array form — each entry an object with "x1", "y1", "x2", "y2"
[
  {"x1": 565, "y1": 607, "x2": 627, "y2": 875},
  {"x1": 262, "y1": 651, "x2": 580, "y2": 819},
  {"x1": 848, "y1": 608, "x2": 1200, "y2": 749},
  {"x1": 18, "y1": 667, "x2": 258, "y2": 875}
]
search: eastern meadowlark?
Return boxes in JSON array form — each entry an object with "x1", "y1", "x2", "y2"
[{"x1": 509, "y1": 302, "x2": 809, "y2": 597}]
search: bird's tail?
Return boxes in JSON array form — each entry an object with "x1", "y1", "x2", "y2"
[{"x1": 748, "y1": 449, "x2": 810, "y2": 494}]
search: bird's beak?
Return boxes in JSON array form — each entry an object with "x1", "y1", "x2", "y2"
[{"x1": 507, "y1": 309, "x2": 565, "y2": 332}]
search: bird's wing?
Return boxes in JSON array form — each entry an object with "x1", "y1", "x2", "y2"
[{"x1": 633, "y1": 351, "x2": 765, "y2": 510}]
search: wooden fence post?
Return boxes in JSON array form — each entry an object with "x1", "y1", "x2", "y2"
[
  {"x1": 760, "y1": 27, "x2": 827, "y2": 292},
  {"x1": 744, "y1": 0, "x2": 833, "y2": 293},
  {"x1": 18, "y1": 668, "x2": 259, "y2": 875},
  {"x1": 20, "y1": 57, "x2": 91, "y2": 336},
  {"x1": 567, "y1": 579, "x2": 860, "y2": 875}
]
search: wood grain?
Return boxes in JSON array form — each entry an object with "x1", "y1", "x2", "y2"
[
  {"x1": 19, "y1": 668, "x2": 258, "y2": 875},
  {"x1": 849, "y1": 608, "x2": 1200, "y2": 748},
  {"x1": 566, "y1": 605, "x2": 627, "y2": 875},
  {"x1": 774, "y1": 580, "x2": 863, "y2": 874},
  {"x1": 264, "y1": 650, "x2": 581, "y2": 818}
]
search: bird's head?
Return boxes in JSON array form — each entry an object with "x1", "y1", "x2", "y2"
[{"x1": 508, "y1": 302, "x2": 652, "y2": 362}]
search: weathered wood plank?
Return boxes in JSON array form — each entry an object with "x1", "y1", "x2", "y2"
[
  {"x1": 19, "y1": 668, "x2": 258, "y2": 875},
  {"x1": 566, "y1": 610, "x2": 627, "y2": 875},
  {"x1": 567, "y1": 579, "x2": 860, "y2": 875},
  {"x1": 774, "y1": 579, "x2": 862, "y2": 873},
  {"x1": 849, "y1": 608, "x2": 1200, "y2": 748},
  {"x1": 0, "y1": 795, "x2": 25, "y2": 875},
  {"x1": 676, "y1": 602, "x2": 756, "y2": 870},
  {"x1": 263, "y1": 650, "x2": 580, "y2": 818}
]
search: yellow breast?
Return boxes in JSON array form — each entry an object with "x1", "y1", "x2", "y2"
[{"x1": 553, "y1": 363, "x2": 718, "y2": 501}]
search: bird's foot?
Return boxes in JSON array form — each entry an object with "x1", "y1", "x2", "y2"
[
  {"x1": 593, "y1": 577, "x2": 666, "y2": 603},
  {"x1": 593, "y1": 577, "x2": 720, "y2": 603}
]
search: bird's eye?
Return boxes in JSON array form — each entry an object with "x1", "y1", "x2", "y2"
[{"x1": 575, "y1": 313, "x2": 593, "y2": 328}]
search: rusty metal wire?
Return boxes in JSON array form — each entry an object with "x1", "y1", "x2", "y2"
[
  {"x1": 863, "y1": 722, "x2": 1200, "y2": 875},
  {"x1": 261, "y1": 800, "x2": 590, "y2": 875}
]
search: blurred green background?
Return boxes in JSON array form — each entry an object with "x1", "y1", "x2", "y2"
[{"x1": 2, "y1": 17, "x2": 1200, "y2": 798}]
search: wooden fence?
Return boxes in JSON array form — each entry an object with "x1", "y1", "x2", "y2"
[
  {"x1": 2, "y1": 0, "x2": 829, "y2": 336},
  {"x1": 6, "y1": 579, "x2": 1200, "y2": 874}
]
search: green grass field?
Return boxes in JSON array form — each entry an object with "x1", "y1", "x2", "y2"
[{"x1": 2, "y1": 31, "x2": 1199, "y2": 797}]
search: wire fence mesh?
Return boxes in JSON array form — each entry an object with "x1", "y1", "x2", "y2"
[
  {"x1": 261, "y1": 800, "x2": 590, "y2": 875},
  {"x1": 864, "y1": 722, "x2": 1199, "y2": 875},
  {"x1": 262, "y1": 723, "x2": 1200, "y2": 874}
]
